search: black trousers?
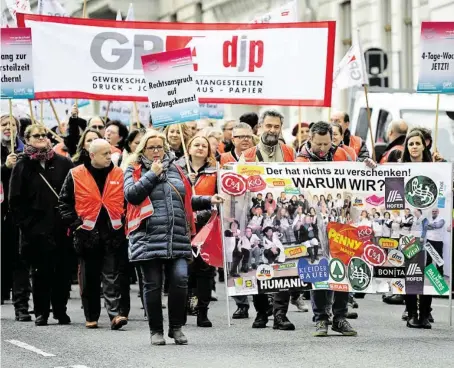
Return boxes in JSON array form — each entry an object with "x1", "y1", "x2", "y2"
[
  {"x1": 253, "y1": 291, "x2": 290, "y2": 316},
  {"x1": 79, "y1": 241, "x2": 125, "y2": 322},
  {"x1": 231, "y1": 248, "x2": 250, "y2": 273},
  {"x1": 1, "y1": 216, "x2": 31, "y2": 312},
  {"x1": 404, "y1": 294, "x2": 432, "y2": 318},
  {"x1": 117, "y1": 241, "x2": 131, "y2": 318},
  {"x1": 30, "y1": 248, "x2": 71, "y2": 319},
  {"x1": 188, "y1": 253, "x2": 216, "y2": 310}
]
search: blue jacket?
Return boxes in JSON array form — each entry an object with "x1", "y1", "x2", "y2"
[{"x1": 124, "y1": 155, "x2": 211, "y2": 262}]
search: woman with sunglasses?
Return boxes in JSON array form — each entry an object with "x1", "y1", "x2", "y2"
[{"x1": 9, "y1": 124, "x2": 74, "y2": 326}]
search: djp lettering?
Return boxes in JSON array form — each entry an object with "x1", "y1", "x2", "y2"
[
  {"x1": 223, "y1": 35, "x2": 264, "y2": 72},
  {"x1": 90, "y1": 32, "x2": 164, "y2": 70}
]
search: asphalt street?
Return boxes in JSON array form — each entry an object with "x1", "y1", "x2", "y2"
[{"x1": 1, "y1": 284, "x2": 453, "y2": 368}]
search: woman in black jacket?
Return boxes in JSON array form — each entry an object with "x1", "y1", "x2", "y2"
[
  {"x1": 9, "y1": 124, "x2": 74, "y2": 326},
  {"x1": 124, "y1": 130, "x2": 223, "y2": 346}
]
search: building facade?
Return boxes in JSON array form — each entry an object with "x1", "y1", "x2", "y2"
[{"x1": 3, "y1": 0, "x2": 454, "y2": 127}]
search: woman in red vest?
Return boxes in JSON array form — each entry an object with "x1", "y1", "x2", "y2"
[
  {"x1": 124, "y1": 130, "x2": 222, "y2": 346},
  {"x1": 176, "y1": 136, "x2": 219, "y2": 328}
]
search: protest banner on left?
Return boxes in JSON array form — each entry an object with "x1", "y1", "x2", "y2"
[
  {"x1": 1, "y1": 27, "x2": 34, "y2": 99},
  {"x1": 141, "y1": 48, "x2": 200, "y2": 127},
  {"x1": 17, "y1": 14, "x2": 335, "y2": 106},
  {"x1": 220, "y1": 162, "x2": 452, "y2": 297}
]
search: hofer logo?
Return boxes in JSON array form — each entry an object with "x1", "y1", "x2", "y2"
[{"x1": 385, "y1": 178, "x2": 405, "y2": 210}]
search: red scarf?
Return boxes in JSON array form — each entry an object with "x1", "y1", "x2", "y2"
[{"x1": 174, "y1": 165, "x2": 196, "y2": 237}]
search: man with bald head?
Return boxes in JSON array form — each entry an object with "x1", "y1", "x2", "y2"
[
  {"x1": 59, "y1": 138, "x2": 129, "y2": 331},
  {"x1": 330, "y1": 111, "x2": 369, "y2": 161},
  {"x1": 379, "y1": 119, "x2": 408, "y2": 163}
]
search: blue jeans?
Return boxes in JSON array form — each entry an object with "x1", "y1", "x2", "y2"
[
  {"x1": 311, "y1": 290, "x2": 348, "y2": 322},
  {"x1": 141, "y1": 258, "x2": 188, "y2": 332}
]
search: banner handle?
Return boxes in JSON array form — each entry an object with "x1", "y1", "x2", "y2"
[
  {"x1": 8, "y1": 99, "x2": 14, "y2": 153},
  {"x1": 177, "y1": 124, "x2": 195, "y2": 195},
  {"x1": 363, "y1": 84, "x2": 376, "y2": 162},
  {"x1": 216, "y1": 162, "x2": 231, "y2": 328},
  {"x1": 104, "y1": 101, "x2": 111, "y2": 121},
  {"x1": 434, "y1": 94, "x2": 440, "y2": 152},
  {"x1": 40, "y1": 100, "x2": 44, "y2": 124},
  {"x1": 49, "y1": 99, "x2": 65, "y2": 135}
]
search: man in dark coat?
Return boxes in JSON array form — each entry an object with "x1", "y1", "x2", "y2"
[{"x1": 0, "y1": 115, "x2": 31, "y2": 321}]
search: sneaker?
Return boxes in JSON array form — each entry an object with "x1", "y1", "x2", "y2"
[
  {"x1": 273, "y1": 315, "x2": 295, "y2": 331},
  {"x1": 15, "y1": 311, "x2": 32, "y2": 322},
  {"x1": 85, "y1": 321, "x2": 98, "y2": 329},
  {"x1": 232, "y1": 306, "x2": 249, "y2": 319},
  {"x1": 168, "y1": 328, "x2": 188, "y2": 345},
  {"x1": 332, "y1": 318, "x2": 357, "y2": 336},
  {"x1": 111, "y1": 315, "x2": 128, "y2": 330},
  {"x1": 252, "y1": 313, "x2": 268, "y2": 328},
  {"x1": 345, "y1": 311, "x2": 358, "y2": 319},
  {"x1": 313, "y1": 320, "x2": 328, "y2": 337},
  {"x1": 290, "y1": 296, "x2": 309, "y2": 312},
  {"x1": 151, "y1": 332, "x2": 166, "y2": 346},
  {"x1": 312, "y1": 315, "x2": 332, "y2": 325}
]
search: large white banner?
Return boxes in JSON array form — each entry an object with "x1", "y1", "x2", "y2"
[
  {"x1": 220, "y1": 162, "x2": 452, "y2": 296},
  {"x1": 18, "y1": 14, "x2": 335, "y2": 107}
]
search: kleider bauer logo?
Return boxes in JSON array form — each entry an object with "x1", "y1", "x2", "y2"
[
  {"x1": 405, "y1": 176, "x2": 438, "y2": 209},
  {"x1": 385, "y1": 178, "x2": 405, "y2": 210}
]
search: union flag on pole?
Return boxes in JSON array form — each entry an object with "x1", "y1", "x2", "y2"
[{"x1": 333, "y1": 41, "x2": 369, "y2": 90}]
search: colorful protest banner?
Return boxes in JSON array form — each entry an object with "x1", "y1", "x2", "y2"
[
  {"x1": 1, "y1": 27, "x2": 34, "y2": 100},
  {"x1": 99, "y1": 101, "x2": 149, "y2": 126},
  {"x1": 417, "y1": 22, "x2": 454, "y2": 94},
  {"x1": 17, "y1": 14, "x2": 335, "y2": 106},
  {"x1": 141, "y1": 48, "x2": 200, "y2": 127},
  {"x1": 199, "y1": 103, "x2": 224, "y2": 119},
  {"x1": 220, "y1": 162, "x2": 452, "y2": 296}
]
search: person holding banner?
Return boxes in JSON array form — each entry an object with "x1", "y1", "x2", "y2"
[
  {"x1": 164, "y1": 124, "x2": 190, "y2": 160},
  {"x1": 241, "y1": 110, "x2": 297, "y2": 331},
  {"x1": 176, "y1": 136, "x2": 219, "y2": 328},
  {"x1": 398, "y1": 130, "x2": 436, "y2": 329},
  {"x1": 296, "y1": 122, "x2": 358, "y2": 337},
  {"x1": 9, "y1": 124, "x2": 74, "y2": 326},
  {"x1": 378, "y1": 120, "x2": 408, "y2": 163},
  {"x1": 1, "y1": 115, "x2": 32, "y2": 321},
  {"x1": 330, "y1": 112, "x2": 369, "y2": 161},
  {"x1": 331, "y1": 123, "x2": 357, "y2": 162},
  {"x1": 124, "y1": 130, "x2": 223, "y2": 345},
  {"x1": 54, "y1": 104, "x2": 88, "y2": 158}
]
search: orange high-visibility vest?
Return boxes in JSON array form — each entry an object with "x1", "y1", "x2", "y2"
[
  {"x1": 220, "y1": 151, "x2": 236, "y2": 166},
  {"x1": 379, "y1": 145, "x2": 404, "y2": 164},
  {"x1": 348, "y1": 135, "x2": 362, "y2": 156},
  {"x1": 341, "y1": 144, "x2": 357, "y2": 161},
  {"x1": 295, "y1": 146, "x2": 351, "y2": 162},
  {"x1": 54, "y1": 142, "x2": 69, "y2": 158},
  {"x1": 243, "y1": 143, "x2": 295, "y2": 163},
  {"x1": 72, "y1": 165, "x2": 124, "y2": 231},
  {"x1": 194, "y1": 168, "x2": 217, "y2": 196},
  {"x1": 125, "y1": 164, "x2": 154, "y2": 236}
]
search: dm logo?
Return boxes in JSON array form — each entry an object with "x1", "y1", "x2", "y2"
[
  {"x1": 329, "y1": 258, "x2": 345, "y2": 282},
  {"x1": 405, "y1": 176, "x2": 438, "y2": 209},
  {"x1": 347, "y1": 257, "x2": 372, "y2": 292}
]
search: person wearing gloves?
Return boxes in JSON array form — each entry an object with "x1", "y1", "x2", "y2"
[{"x1": 123, "y1": 130, "x2": 223, "y2": 346}]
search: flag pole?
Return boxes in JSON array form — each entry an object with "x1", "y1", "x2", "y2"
[
  {"x1": 297, "y1": 107, "x2": 302, "y2": 150},
  {"x1": 363, "y1": 84, "x2": 376, "y2": 162},
  {"x1": 433, "y1": 94, "x2": 440, "y2": 152},
  {"x1": 104, "y1": 101, "x2": 111, "y2": 121},
  {"x1": 75, "y1": 0, "x2": 88, "y2": 108},
  {"x1": 40, "y1": 100, "x2": 44, "y2": 124}
]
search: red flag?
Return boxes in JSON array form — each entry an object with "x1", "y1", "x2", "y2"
[{"x1": 191, "y1": 211, "x2": 223, "y2": 268}]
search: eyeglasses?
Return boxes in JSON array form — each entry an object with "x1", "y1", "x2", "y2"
[
  {"x1": 145, "y1": 146, "x2": 164, "y2": 152},
  {"x1": 31, "y1": 133, "x2": 48, "y2": 139},
  {"x1": 234, "y1": 135, "x2": 253, "y2": 140},
  {"x1": 91, "y1": 125, "x2": 105, "y2": 130}
]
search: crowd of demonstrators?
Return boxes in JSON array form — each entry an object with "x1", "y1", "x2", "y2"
[{"x1": 0, "y1": 102, "x2": 451, "y2": 347}]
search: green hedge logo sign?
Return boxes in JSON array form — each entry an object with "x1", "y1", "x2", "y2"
[{"x1": 405, "y1": 176, "x2": 438, "y2": 209}]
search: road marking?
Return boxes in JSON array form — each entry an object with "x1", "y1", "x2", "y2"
[{"x1": 5, "y1": 339, "x2": 56, "y2": 357}]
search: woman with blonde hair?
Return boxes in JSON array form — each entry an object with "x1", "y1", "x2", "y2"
[
  {"x1": 176, "y1": 135, "x2": 218, "y2": 327},
  {"x1": 124, "y1": 130, "x2": 223, "y2": 345},
  {"x1": 163, "y1": 124, "x2": 189, "y2": 160}
]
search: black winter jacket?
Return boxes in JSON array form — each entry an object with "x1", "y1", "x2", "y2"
[
  {"x1": 1, "y1": 138, "x2": 24, "y2": 218},
  {"x1": 9, "y1": 153, "x2": 74, "y2": 255},
  {"x1": 124, "y1": 155, "x2": 212, "y2": 262}
]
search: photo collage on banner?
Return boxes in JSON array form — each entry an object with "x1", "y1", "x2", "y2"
[{"x1": 220, "y1": 162, "x2": 452, "y2": 297}]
